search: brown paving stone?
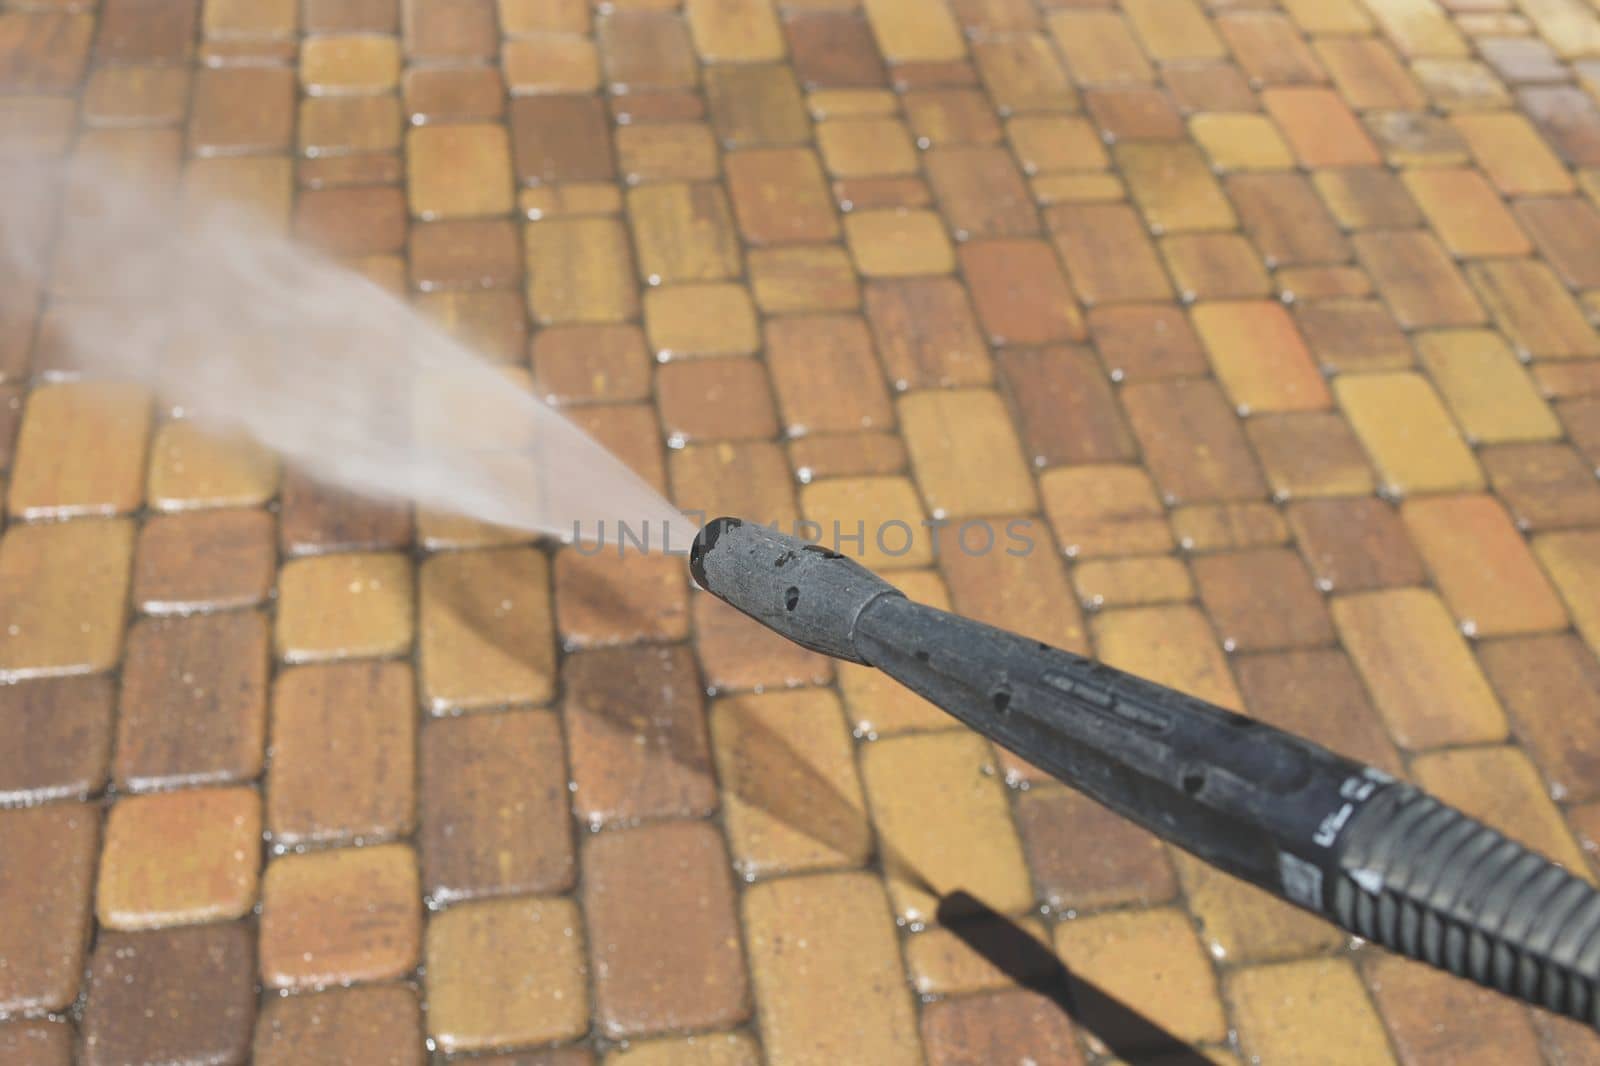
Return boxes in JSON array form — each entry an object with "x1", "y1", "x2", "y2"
[
  {"x1": 1521, "y1": 85, "x2": 1600, "y2": 169},
  {"x1": 1160, "y1": 234, "x2": 1269, "y2": 301},
  {"x1": 900, "y1": 389, "x2": 1037, "y2": 517},
  {"x1": 510, "y1": 96, "x2": 613, "y2": 186},
  {"x1": 306, "y1": 0, "x2": 396, "y2": 33},
  {"x1": 298, "y1": 98, "x2": 403, "y2": 158},
  {"x1": 0, "y1": 1021, "x2": 70, "y2": 1066},
  {"x1": 1366, "y1": 110, "x2": 1472, "y2": 168},
  {"x1": 1336, "y1": 371, "x2": 1484, "y2": 495},
  {"x1": 749, "y1": 245, "x2": 858, "y2": 313},
  {"x1": 0, "y1": 804, "x2": 98, "y2": 1013},
  {"x1": 1191, "y1": 548, "x2": 1335, "y2": 652},
  {"x1": 425, "y1": 896, "x2": 589, "y2": 1053},
  {"x1": 1245, "y1": 412, "x2": 1375, "y2": 499},
  {"x1": 259, "y1": 843, "x2": 421, "y2": 990},
  {"x1": 1228, "y1": 959, "x2": 1396, "y2": 1066},
  {"x1": 269, "y1": 661, "x2": 414, "y2": 847},
  {"x1": 1333, "y1": 588, "x2": 1508, "y2": 749},
  {"x1": 418, "y1": 547, "x2": 555, "y2": 710},
  {"x1": 920, "y1": 990, "x2": 1084, "y2": 1066},
  {"x1": 1536, "y1": 530, "x2": 1600, "y2": 658},
  {"x1": 1403, "y1": 494, "x2": 1567, "y2": 637},
  {"x1": 97, "y1": 786, "x2": 260, "y2": 930},
  {"x1": 835, "y1": 175, "x2": 934, "y2": 211},
  {"x1": 275, "y1": 552, "x2": 413, "y2": 663},
  {"x1": 81, "y1": 923, "x2": 255, "y2": 1066},
  {"x1": 1277, "y1": 266, "x2": 1373, "y2": 300},
  {"x1": 132, "y1": 509, "x2": 274, "y2": 614},
  {"x1": 1234, "y1": 649, "x2": 1403, "y2": 775},
  {"x1": 584, "y1": 820, "x2": 749, "y2": 1037},
  {"x1": 563, "y1": 645, "x2": 716, "y2": 827},
  {"x1": 704, "y1": 63, "x2": 810, "y2": 146},
  {"x1": 189, "y1": 67, "x2": 296, "y2": 155},
  {"x1": 114, "y1": 612, "x2": 268, "y2": 790},
  {"x1": 606, "y1": 1034, "x2": 757, "y2": 1066},
  {"x1": 1085, "y1": 86, "x2": 1186, "y2": 142},
  {"x1": 598, "y1": 11, "x2": 695, "y2": 90},
  {"x1": 1287, "y1": 497, "x2": 1425, "y2": 593},
  {"x1": 1515, "y1": 197, "x2": 1600, "y2": 290},
  {"x1": 1016, "y1": 785, "x2": 1177, "y2": 910},
  {"x1": 997, "y1": 346, "x2": 1135, "y2": 467},
  {"x1": 724, "y1": 148, "x2": 837, "y2": 245},
  {"x1": 1469, "y1": 258, "x2": 1600, "y2": 360},
  {"x1": 766, "y1": 315, "x2": 892, "y2": 436},
  {"x1": 785, "y1": 12, "x2": 886, "y2": 88},
  {"x1": 671, "y1": 440, "x2": 797, "y2": 524},
  {"x1": 789, "y1": 432, "x2": 907, "y2": 482},
  {"x1": 279, "y1": 469, "x2": 412, "y2": 556},
  {"x1": 1313, "y1": 167, "x2": 1422, "y2": 231},
  {"x1": 1054, "y1": 908, "x2": 1227, "y2": 1050},
  {"x1": 1122, "y1": 379, "x2": 1267, "y2": 503},
  {"x1": 254, "y1": 983, "x2": 425, "y2": 1066},
  {"x1": 658, "y1": 358, "x2": 775, "y2": 443},
  {"x1": 420, "y1": 709, "x2": 572, "y2": 902},
  {"x1": 1365, "y1": 952, "x2": 1543, "y2": 1066},
  {"x1": 1115, "y1": 141, "x2": 1235, "y2": 233},
  {"x1": 801, "y1": 476, "x2": 931, "y2": 570},
  {"x1": 1353, "y1": 230, "x2": 1484, "y2": 329},
  {"x1": 1293, "y1": 298, "x2": 1414, "y2": 374},
  {"x1": 532, "y1": 324, "x2": 652, "y2": 405},
  {"x1": 744, "y1": 872, "x2": 921, "y2": 1066},
  {"x1": 555, "y1": 543, "x2": 690, "y2": 644},
  {"x1": 926, "y1": 147, "x2": 1036, "y2": 238},
  {"x1": 402, "y1": 0, "x2": 496, "y2": 59},
  {"x1": 404, "y1": 66, "x2": 504, "y2": 123},
  {"x1": 865, "y1": 277, "x2": 990, "y2": 389},
  {"x1": 1483, "y1": 443, "x2": 1600, "y2": 530},
  {"x1": 0, "y1": 676, "x2": 112, "y2": 806},
  {"x1": 8, "y1": 381, "x2": 151, "y2": 519},
  {"x1": 1216, "y1": 11, "x2": 1324, "y2": 85},
  {"x1": 409, "y1": 218, "x2": 521, "y2": 291},
  {"x1": 0, "y1": 518, "x2": 136, "y2": 680},
  {"x1": 1477, "y1": 634, "x2": 1600, "y2": 804},
  {"x1": 82, "y1": 65, "x2": 190, "y2": 127},
  {"x1": 1045, "y1": 202, "x2": 1173, "y2": 305},
  {"x1": 694, "y1": 592, "x2": 834, "y2": 694},
  {"x1": 1087, "y1": 304, "x2": 1208, "y2": 381},
  {"x1": 961, "y1": 240, "x2": 1084, "y2": 346},
  {"x1": 628, "y1": 182, "x2": 741, "y2": 283},
  {"x1": 1047, "y1": 10, "x2": 1151, "y2": 86},
  {"x1": 1213, "y1": 177, "x2": 1338, "y2": 270}
]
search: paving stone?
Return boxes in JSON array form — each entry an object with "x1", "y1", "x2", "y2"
[
  {"x1": 81, "y1": 923, "x2": 255, "y2": 1066},
  {"x1": 1352, "y1": 230, "x2": 1484, "y2": 329},
  {"x1": 1086, "y1": 304, "x2": 1208, "y2": 382},
  {"x1": 1234, "y1": 649, "x2": 1404, "y2": 776},
  {"x1": 1191, "y1": 548, "x2": 1334, "y2": 652},
  {"x1": 1293, "y1": 298, "x2": 1414, "y2": 374},
  {"x1": 1404, "y1": 494, "x2": 1567, "y2": 637},
  {"x1": 1403, "y1": 167, "x2": 1531, "y2": 257},
  {"x1": 563, "y1": 645, "x2": 717, "y2": 827},
  {"x1": 743, "y1": 872, "x2": 922, "y2": 1066},
  {"x1": 1122, "y1": 379, "x2": 1268, "y2": 504},
  {"x1": 766, "y1": 315, "x2": 893, "y2": 437},
  {"x1": 1170, "y1": 502, "x2": 1289, "y2": 555},
  {"x1": 1228, "y1": 959, "x2": 1396, "y2": 1066},
  {"x1": 1286, "y1": 497, "x2": 1425, "y2": 594},
  {"x1": 606, "y1": 1034, "x2": 758, "y2": 1066},
  {"x1": 1520, "y1": 85, "x2": 1600, "y2": 169},
  {"x1": 1415, "y1": 328, "x2": 1560, "y2": 444},
  {"x1": 860, "y1": 731, "x2": 1031, "y2": 924},
  {"x1": 402, "y1": 0, "x2": 496, "y2": 59},
  {"x1": 584, "y1": 820, "x2": 749, "y2": 1037},
  {"x1": 0, "y1": 518, "x2": 135, "y2": 680},
  {"x1": 0, "y1": 676, "x2": 112, "y2": 805},
  {"x1": 1514, "y1": 197, "x2": 1600, "y2": 291},
  {"x1": 1016, "y1": 786, "x2": 1177, "y2": 911},
  {"x1": 750, "y1": 245, "x2": 859, "y2": 313},
  {"x1": 997, "y1": 346, "x2": 1135, "y2": 467},
  {"x1": 789, "y1": 432, "x2": 908, "y2": 482},
  {"x1": 1482, "y1": 443, "x2": 1600, "y2": 530},
  {"x1": 972, "y1": 34, "x2": 1075, "y2": 113},
  {"x1": 1093, "y1": 603, "x2": 1242, "y2": 710},
  {"x1": 920, "y1": 990, "x2": 1084, "y2": 1066},
  {"x1": 845, "y1": 208, "x2": 956, "y2": 277},
  {"x1": 1468, "y1": 258, "x2": 1600, "y2": 360},
  {"x1": 1453, "y1": 110, "x2": 1574, "y2": 195},
  {"x1": 417, "y1": 547, "x2": 555, "y2": 710},
  {"x1": 0, "y1": 805, "x2": 98, "y2": 1013},
  {"x1": 1413, "y1": 745, "x2": 1589, "y2": 871},
  {"x1": 275, "y1": 552, "x2": 413, "y2": 663},
  {"x1": 189, "y1": 67, "x2": 296, "y2": 154},
  {"x1": 1262, "y1": 87, "x2": 1381, "y2": 167},
  {"x1": 936, "y1": 525, "x2": 1088, "y2": 651},
  {"x1": 425, "y1": 896, "x2": 588, "y2": 1053},
  {"x1": 259, "y1": 843, "x2": 421, "y2": 989},
  {"x1": 1039, "y1": 464, "x2": 1172, "y2": 559},
  {"x1": 724, "y1": 148, "x2": 837, "y2": 245},
  {"x1": 97, "y1": 786, "x2": 260, "y2": 930},
  {"x1": 865, "y1": 277, "x2": 991, "y2": 389},
  {"x1": 1332, "y1": 588, "x2": 1508, "y2": 749},
  {"x1": 279, "y1": 470, "x2": 412, "y2": 556},
  {"x1": 1335, "y1": 371, "x2": 1484, "y2": 495},
  {"x1": 1045, "y1": 203, "x2": 1173, "y2": 305},
  {"x1": 703, "y1": 63, "x2": 810, "y2": 147},
  {"x1": 253, "y1": 983, "x2": 426, "y2": 1066},
  {"x1": 8, "y1": 381, "x2": 150, "y2": 519},
  {"x1": 899, "y1": 389, "x2": 1037, "y2": 517},
  {"x1": 905, "y1": 88, "x2": 1003, "y2": 146},
  {"x1": 404, "y1": 65, "x2": 504, "y2": 122},
  {"x1": 902, "y1": 914, "x2": 1056, "y2": 999},
  {"x1": 1245, "y1": 412, "x2": 1374, "y2": 499},
  {"x1": 670, "y1": 440, "x2": 798, "y2": 525},
  {"x1": 114, "y1": 612, "x2": 268, "y2": 790},
  {"x1": 1084, "y1": 85, "x2": 1185, "y2": 142},
  {"x1": 0, "y1": 1020, "x2": 71, "y2": 1066},
  {"x1": 1072, "y1": 555, "x2": 1194, "y2": 610},
  {"x1": 146, "y1": 421, "x2": 278, "y2": 512},
  {"x1": 1364, "y1": 953, "x2": 1543, "y2": 1066},
  {"x1": 1053, "y1": 908, "x2": 1228, "y2": 1051}
]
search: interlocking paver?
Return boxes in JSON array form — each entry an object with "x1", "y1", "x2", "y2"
[{"x1": 13, "y1": 4, "x2": 1600, "y2": 1059}]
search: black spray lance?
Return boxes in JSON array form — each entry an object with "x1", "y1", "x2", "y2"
[{"x1": 689, "y1": 517, "x2": 1600, "y2": 1031}]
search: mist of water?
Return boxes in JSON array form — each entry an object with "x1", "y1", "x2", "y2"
[{"x1": 0, "y1": 151, "x2": 692, "y2": 550}]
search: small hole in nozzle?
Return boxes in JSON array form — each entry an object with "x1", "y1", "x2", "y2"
[
  {"x1": 991, "y1": 687, "x2": 1011, "y2": 713},
  {"x1": 784, "y1": 587, "x2": 800, "y2": 611},
  {"x1": 914, "y1": 650, "x2": 930, "y2": 663},
  {"x1": 1182, "y1": 768, "x2": 1205, "y2": 795}
]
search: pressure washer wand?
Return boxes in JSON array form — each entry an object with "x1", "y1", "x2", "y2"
[{"x1": 690, "y1": 517, "x2": 1600, "y2": 1028}]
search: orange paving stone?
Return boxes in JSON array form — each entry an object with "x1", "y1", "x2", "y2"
[{"x1": 7, "y1": 4, "x2": 1600, "y2": 1061}]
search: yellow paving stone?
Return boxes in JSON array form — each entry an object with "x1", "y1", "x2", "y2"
[{"x1": 1334, "y1": 372, "x2": 1484, "y2": 496}]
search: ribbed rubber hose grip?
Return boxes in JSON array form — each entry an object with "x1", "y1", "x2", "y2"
[{"x1": 1332, "y1": 783, "x2": 1600, "y2": 1024}]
